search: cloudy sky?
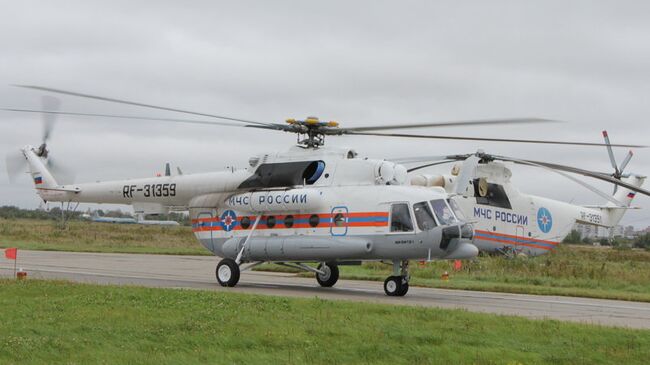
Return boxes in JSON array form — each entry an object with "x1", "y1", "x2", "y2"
[{"x1": 1, "y1": 1, "x2": 649, "y2": 227}]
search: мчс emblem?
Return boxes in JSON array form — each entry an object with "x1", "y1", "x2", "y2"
[
  {"x1": 537, "y1": 207, "x2": 553, "y2": 233},
  {"x1": 220, "y1": 210, "x2": 238, "y2": 232}
]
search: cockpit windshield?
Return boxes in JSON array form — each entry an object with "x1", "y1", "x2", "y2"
[
  {"x1": 413, "y1": 201, "x2": 437, "y2": 231},
  {"x1": 430, "y1": 199, "x2": 458, "y2": 225},
  {"x1": 447, "y1": 199, "x2": 466, "y2": 220}
]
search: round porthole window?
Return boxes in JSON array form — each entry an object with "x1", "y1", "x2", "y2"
[
  {"x1": 240, "y1": 216, "x2": 251, "y2": 229},
  {"x1": 284, "y1": 215, "x2": 294, "y2": 228},
  {"x1": 309, "y1": 214, "x2": 320, "y2": 228},
  {"x1": 267, "y1": 216, "x2": 276, "y2": 228}
]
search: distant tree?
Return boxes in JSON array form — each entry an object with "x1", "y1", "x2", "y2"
[
  {"x1": 635, "y1": 233, "x2": 650, "y2": 249},
  {"x1": 562, "y1": 230, "x2": 582, "y2": 244}
]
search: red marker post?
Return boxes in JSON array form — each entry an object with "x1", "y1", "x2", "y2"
[{"x1": 4, "y1": 248, "x2": 18, "y2": 278}]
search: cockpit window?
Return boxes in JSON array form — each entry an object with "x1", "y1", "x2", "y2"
[
  {"x1": 390, "y1": 203, "x2": 414, "y2": 232},
  {"x1": 430, "y1": 199, "x2": 458, "y2": 225},
  {"x1": 447, "y1": 199, "x2": 466, "y2": 221},
  {"x1": 413, "y1": 201, "x2": 437, "y2": 231}
]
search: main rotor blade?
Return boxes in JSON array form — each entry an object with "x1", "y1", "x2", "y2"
[
  {"x1": 406, "y1": 160, "x2": 459, "y2": 173},
  {"x1": 0, "y1": 108, "x2": 265, "y2": 128},
  {"x1": 347, "y1": 131, "x2": 647, "y2": 148},
  {"x1": 344, "y1": 118, "x2": 559, "y2": 132},
  {"x1": 13, "y1": 85, "x2": 274, "y2": 128},
  {"x1": 493, "y1": 155, "x2": 650, "y2": 197},
  {"x1": 495, "y1": 155, "x2": 625, "y2": 206}
]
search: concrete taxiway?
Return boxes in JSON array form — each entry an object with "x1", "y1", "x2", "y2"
[{"x1": 2, "y1": 250, "x2": 650, "y2": 329}]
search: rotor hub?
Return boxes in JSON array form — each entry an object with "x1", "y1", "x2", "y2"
[{"x1": 284, "y1": 116, "x2": 342, "y2": 148}]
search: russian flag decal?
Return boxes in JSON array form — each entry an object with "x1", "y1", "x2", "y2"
[
  {"x1": 34, "y1": 176, "x2": 43, "y2": 185},
  {"x1": 627, "y1": 192, "x2": 636, "y2": 199}
]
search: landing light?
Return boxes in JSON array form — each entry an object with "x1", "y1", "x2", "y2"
[{"x1": 327, "y1": 121, "x2": 339, "y2": 127}]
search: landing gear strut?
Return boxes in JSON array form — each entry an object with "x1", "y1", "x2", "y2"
[
  {"x1": 384, "y1": 260, "x2": 409, "y2": 296},
  {"x1": 216, "y1": 258, "x2": 240, "y2": 287}
]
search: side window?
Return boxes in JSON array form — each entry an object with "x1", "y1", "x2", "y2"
[
  {"x1": 413, "y1": 202, "x2": 437, "y2": 231},
  {"x1": 430, "y1": 199, "x2": 458, "y2": 225},
  {"x1": 390, "y1": 203, "x2": 414, "y2": 232}
]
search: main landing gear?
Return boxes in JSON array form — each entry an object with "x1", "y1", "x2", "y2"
[
  {"x1": 216, "y1": 258, "x2": 240, "y2": 287},
  {"x1": 383, "y1": 260, "x2": 410, "y2": 296},
  {"x1": 315, "y1": 262, "x2": 339, "y2": 287},
  {"x1": 215, "y1": 259, "x2": 340, "y2": 288}
]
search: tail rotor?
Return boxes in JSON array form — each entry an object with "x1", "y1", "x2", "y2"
[
  {"x1": 5, "y1": 95, "x2": 75, "y2": 184},
  {"x1": 602, "y1": 130, "x2": 633, "y2": 193}
]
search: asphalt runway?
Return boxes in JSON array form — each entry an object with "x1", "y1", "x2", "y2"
[{"x1": 2, "y1": 250, "x2": 650, "y2": 329}]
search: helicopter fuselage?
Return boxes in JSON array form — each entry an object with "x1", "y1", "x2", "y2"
[{"x1": 25, "y1": 145, "x2": 478, "y2": 264}]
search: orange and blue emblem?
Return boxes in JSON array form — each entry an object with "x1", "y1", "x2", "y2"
[
  {"x1": 537, "y1": 207, "x2": 552, "y2": 233},
  {"x1": 220, "y1": 210, "x2": 238, "y2": 232}
]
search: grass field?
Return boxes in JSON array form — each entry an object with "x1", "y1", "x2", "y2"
[
  {"x1": 0, "y1": 280, "x2": 649, "y2": 365},
  {"x1": 0, "y1": 218, "x2": 204, "y2": 255},
  {"x1": 2, "y1": 218, "x2": 650, "y2": 302}
]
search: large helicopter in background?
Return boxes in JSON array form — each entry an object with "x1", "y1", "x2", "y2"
[
  {"x1": 403, "y1": 133, "x2": 645, "y2": 256},
  {"x1": 3, "y1": 85, "x2": 649, "y2": 296}
]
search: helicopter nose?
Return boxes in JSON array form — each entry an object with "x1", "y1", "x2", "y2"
[{"x1": 444, "y1": 241, "x2": 479, "y2": 260}]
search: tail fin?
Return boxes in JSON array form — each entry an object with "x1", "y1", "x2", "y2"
[
  {"x1": 22, "y1": 146, "x2": 59, "y2": 189},
  {"x1": 601, "y1": 174, "x2": 646, "y2": 227}
]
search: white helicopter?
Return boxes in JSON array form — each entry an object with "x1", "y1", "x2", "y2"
[
  {"x1": 4, "y1": 85, "x2": 648, "y2": 296},
  {"x1": 404, "y1": 139, "x2": 646, "y2": 256}
]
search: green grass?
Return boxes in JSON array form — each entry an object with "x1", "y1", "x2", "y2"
[
  {"x1": 0, "y1": 280, "x2": 649, "y2": 365},
  {"x1": 0, "y1": 218, "x2": 206, "y2": 255}
]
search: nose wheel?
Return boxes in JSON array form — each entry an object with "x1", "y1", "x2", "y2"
[
  {"x1": 384, "y1": 260, "x2": 410, "y2": 296},
  {"x1": 216, "y1": 258, "x2": 241, "y2": 287}
]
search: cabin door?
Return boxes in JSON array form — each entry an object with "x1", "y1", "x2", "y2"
[
  {"x1": 197, "y1": 211, "x2": 215, "y2": 252},
  {"x1": 515, "y1": 225, "x2": 525, "y2": 253}
]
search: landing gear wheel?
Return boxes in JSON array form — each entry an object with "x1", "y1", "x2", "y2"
[
  {"x1": 384, "y1": 276, "x2": 401, "y2": 296},
  {"x1": 316, "y1": 262, "x2": 339, "y2": 287},
  {"x1": 384, "y1": 276, "x2": 409, "y2": 296},
  {"x1": 216, "y1": 258, "x2": 240, "y2": 287}
]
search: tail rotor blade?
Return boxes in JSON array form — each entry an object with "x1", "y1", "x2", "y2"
[
  {"x1": 41, "y1": 95, "x2": 61, "y2": 144},
  {"x1": 5, "y1": 150, "x2": 27, "y2": 183},
  {"x1": 602, "y1": 130, "x2": 620, "y2": 176},
  {"x1": 48, "y1": 157, "x2": 75, "y2": 185},
  {"x1": 619, "y1": 150, "x2": 634, "y2": 174}
]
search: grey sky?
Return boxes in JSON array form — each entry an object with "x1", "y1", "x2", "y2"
[{"x1": 1, "y1": 1, "x2": 649, "y2": 227}]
